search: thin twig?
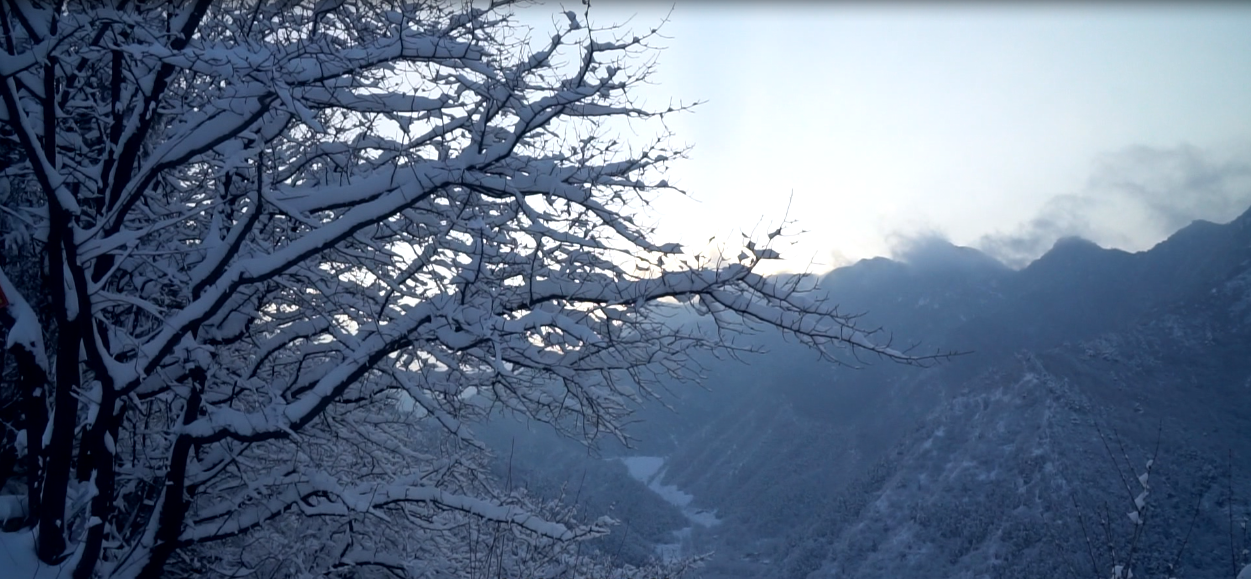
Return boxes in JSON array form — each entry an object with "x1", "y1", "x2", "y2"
[
  {"x1": 1231, "y1": 448, "x2": 1238, "y2": 577},
  {"x1": 1095, "y1": 423, "x2": 1136, "y2": 508},
  {"x1": 1071, "y1": 492, "x2": 1102, "y2": 578},
  {"x1": 1168, "y1": 486, "x2": 1203, "y2": 576},
  {"x1": 1122, "y1": 423, "x2": 1161, "y2": 574}
]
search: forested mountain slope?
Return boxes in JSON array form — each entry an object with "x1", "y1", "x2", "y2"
[{"x1": 619, "y1": 206, "x2": 1251, "y2": 578}]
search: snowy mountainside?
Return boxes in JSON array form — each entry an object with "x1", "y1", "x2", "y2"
[
  {"x1": 637, "y1": 205, "x2": 1251, "y2": 578},
  {"x1": 489, "y1": 205, "x2": 1251, "y2": 578}
]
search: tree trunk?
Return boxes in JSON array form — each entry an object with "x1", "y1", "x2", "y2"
[
  {"x1": 36, "y1": 251, "x2": 81, "y2": 563},
  {"x1": 137, "y1": 381, "x2": 202, "y2": 579},
  {"x1": 73, "y1": 396, "x2": 123, "y2": 579},
  {"x1": 14, "y1": 343, "x2": 47, "y2": 529}
]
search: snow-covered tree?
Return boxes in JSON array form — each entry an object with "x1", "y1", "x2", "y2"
[{"x1": 0, "y1": 1, "x2": 932, "y2": 577}]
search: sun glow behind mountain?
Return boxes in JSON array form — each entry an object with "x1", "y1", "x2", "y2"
[{"x1": 512, "y1": 3, "x2": 1251, "y2": 275}]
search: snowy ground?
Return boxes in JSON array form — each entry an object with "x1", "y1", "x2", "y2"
[
  {"x1": 618, "y1": 456, "x2": 719, "y2": 524},
  {"x1": 0, "y1": 529, "x2": 81, "y2": 579},
  {"x1": 616, "y1": 456, "x2": 720, "y2": 560}
]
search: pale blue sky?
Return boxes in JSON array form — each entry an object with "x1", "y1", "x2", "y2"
[{"x1": 518, "y1": 3, "x2": 1251, "y2": 272}]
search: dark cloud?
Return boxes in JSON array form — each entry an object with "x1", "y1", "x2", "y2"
[{"x1": 977, "y1": 143, "x2": 1251, "y2": 268}]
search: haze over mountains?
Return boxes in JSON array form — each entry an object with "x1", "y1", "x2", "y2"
[{"x1": 488, "y1": 205, "x2": 1251, "y2": 579}]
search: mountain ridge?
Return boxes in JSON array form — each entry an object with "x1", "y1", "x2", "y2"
[{"x1": 638, "y1": 203, "x2": 1251, "y2": 578}]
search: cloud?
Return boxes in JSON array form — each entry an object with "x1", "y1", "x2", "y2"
[
  {"x1": 1086, "y1": 143, "x2": 1251, "y2": 233},
  {"x1": 886, "y1": 228, "x2": 949, "y2": 263},
  {"x1": 886, "y1": 228, "x2": 1005, "y2": 273},
  {"x1": 825, "y1": 248, "x2": 855, "y2": 270},
  {"x1": 977, "y1": 143, "x2": 1251, "y2": 268},
  {"x1": 976, "y1": 194, "x2": 1101, "y2": 268}
]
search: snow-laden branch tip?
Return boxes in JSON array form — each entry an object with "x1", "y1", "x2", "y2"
[{"x1": 0, "y1": 265, "x2": 48, "y2": 372}]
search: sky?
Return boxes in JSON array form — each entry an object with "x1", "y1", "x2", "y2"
[{"x1": 515, "y1": 3, "x2": 1251, "y2": 273}]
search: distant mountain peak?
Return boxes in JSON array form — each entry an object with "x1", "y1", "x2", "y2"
[
  {"x1": 1049, "y1": 235, "x2": 1101, "y2": 251},
  {"x1": 1175, "y1": 218, "x2": 1220, "y2": 235},
  {"x1": 1025, "y1": 236, "x2": 1117, "y2": 269},
  {"x1": 840, "y1": 239, "x2": 1009, "y2": 276}
]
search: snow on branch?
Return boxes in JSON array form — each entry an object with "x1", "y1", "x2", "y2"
[
  {"x1": 0, "y1": 265, "x2": 48, "y2": 372},
  {"x1": 0, "y1": 2, "x2": 929, "y2": 577},
  {"x1": 183, "y1": 470, "x2": 601, "y2": 544}
]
